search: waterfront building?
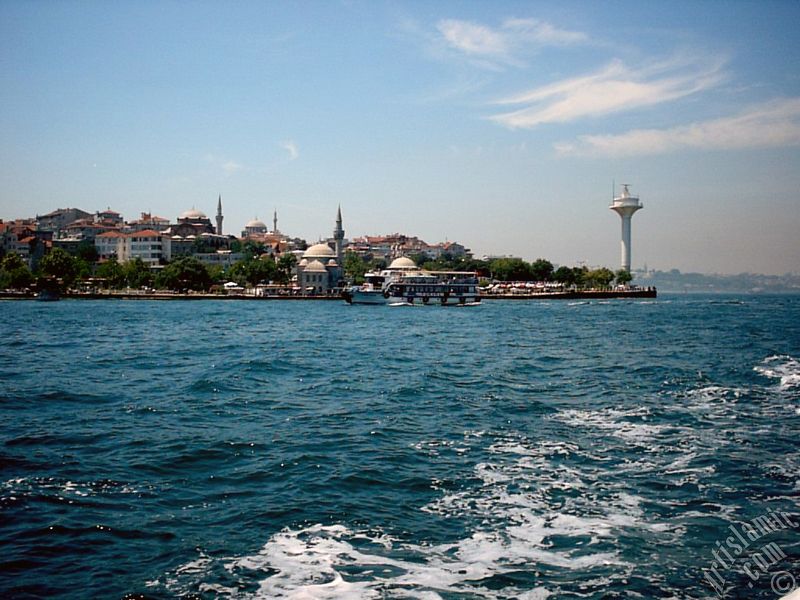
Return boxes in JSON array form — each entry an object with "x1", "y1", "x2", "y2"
[
  {"x1": 61, "y1": 219, "x2": 120, "y2": 242},
  {"x1": 193, "y1": 250, "x2": 244, "y2": 269},
  {"x1": 426, "y1": 241, "x2": 469, "y2": 260},
  {"x1": 0, "y1": 220, "x2": 51, "y2": 268},
  {"x1": 165, "y1": 232, "x2": 232, "y2": 260},
  {"x1": 95, "y1": 231, "x2": 126, "y2": 261},
  {"x1": 95, "y1": 209, "x2": 123, "y2": 227},
  {"x1": 242, "y1": 218, "x2": 269, "y2": 237},
  {"x1": 349, "y1": 233, "x2": 470, "y2": 262},
  {"x1": 295, "y1": 209, "x2": 345, "y2": 294},
  {"x1": 127, "y1": 213, "x2": 170, "y2": 233},
  {"x1": 117, "y1": 230, "x2": 166, "y2": 266},
  {"x1": 240, "y1": 209, "x2": 292, "y2": 256},
  {"x1": 36, "y1": 208, "x2": 92, "y2": 234},
  {"x1": 296, "y1": 243, "x2": 343, "y2": 294},
  {"x1": 166, "y1": 208, "x2": 216, "y2": 237}
]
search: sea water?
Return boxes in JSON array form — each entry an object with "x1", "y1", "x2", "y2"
[{"x1": 1, "y1": 295, "x2": 798, "y2": 599}]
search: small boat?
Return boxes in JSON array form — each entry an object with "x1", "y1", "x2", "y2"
[{"x1": 343, "y1": 257, "x2": 480, "y2": 306}]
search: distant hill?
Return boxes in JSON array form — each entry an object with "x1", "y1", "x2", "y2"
[{"x1": 633, "y1": 269, "x2": 800, "y2": 293}]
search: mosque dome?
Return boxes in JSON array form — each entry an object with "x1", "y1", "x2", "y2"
[
  {"x1": 389, "y1": 256, "x2": 417, "y2": 270},
  {"x1": 180, "y1": 208, "x2": 207, "y2": 219},
  {"x1": 246, "y1": 219, "x2": 268, "y2": 229},
  {"x1": 298, "y1": 258, "x2": 308, "y2": 267},
  {"x1": 303, "y1": 243, "x2": 335, "y2": 258},
  {"x1": 305, "y1": 259, "x2": 327, "y2": 272}
]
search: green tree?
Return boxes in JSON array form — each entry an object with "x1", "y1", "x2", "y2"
[
  {"x1": 409, "y1": 253, "x2": 429, "y2": 267},
  {"x1": 242, "y1": 240, "x2": 268, "y2": 259},
  {"x1": 207, "y1": 264, "x2": 225, "y2": 286},
  {"x1": 0, "y1": 253, "x2": 33, "y2": 289},
  {"x1": 343, "y1": 251, "x2": 368, "y2": 283},
  {"x1": 191, "y1": 237, "x2": 215, "y2": 254},
  {"x1": 155, "y1": 256, "x2": 212, "y2": 291},
  {"x1": 275, "y1": 253, "x2": 297, "y2": 285},
  {"x1": 615, "y1": 269, "x2": 633, "y2": 286},
  {"x1": 38, "y1": 247, "x2": 79, "y2": 286},
  {"x1": 553, "y1": 266, "x2": 575, "y2": 286},
  {"x1": 96, "y1": 258, "x2": 125, "y2": 288},
  {"x1": 572, "y1": 266, "x2": 588, "y2": 288},
  {"x1": 489, "y1": 258, "x2": 533, "y2": 281},
  {"x1": 585, "y1": 267, "x2": 615, "y2": 288},
  {"x1": 369, "y1": 258, "x2": 387, "y2": 271},
  {"x1": 76, "y1": 240, "x2": 99, "y2": 264},
  {"x1": 74, "y1": 258, "x2": 92, "y2": 281},
  {"x1": 122, "y1": 258, "x2": 153, "y2": 288},
  {"x1": 229, "y1": 256, "x2": 276, "y2": 286},
  {"x1": 530, "y1": 258, "x2": 554, "y2": 282}
]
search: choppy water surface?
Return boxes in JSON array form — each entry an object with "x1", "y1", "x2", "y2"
[{"x1": 1, "y1": 295, "x2": 799, "y2": 599}]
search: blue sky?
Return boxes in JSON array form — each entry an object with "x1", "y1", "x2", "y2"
[{"x1": 1, "y1": 0, "x2": 799, "y2": 274}]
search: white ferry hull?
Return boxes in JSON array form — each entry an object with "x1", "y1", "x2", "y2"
[
  {"x1": 344, "y1": 288, "x2": 480, "y2": 306},
  {"x1": 344, "y1": 289, "x2": 387, "y2": 305}
]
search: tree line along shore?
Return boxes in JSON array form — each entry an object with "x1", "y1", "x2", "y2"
[{"x1": 1, "y1": 245, "x2": 644, "y2": 297}]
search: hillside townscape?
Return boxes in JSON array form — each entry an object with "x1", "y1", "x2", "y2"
[{"x1": 1, "y1": 202, "x2": 648, "y2": 296}]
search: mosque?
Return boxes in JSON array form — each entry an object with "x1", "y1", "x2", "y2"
[
  {"x1": 296, "y1": 207, "x2": 345, "y2": 294},
  {"x1": 241, "y1": 210, "x2": 279, "y2": 238}
]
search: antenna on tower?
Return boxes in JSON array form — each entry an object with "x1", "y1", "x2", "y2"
[{"x1": 612, "y1": 179, "x2": 615, "y2": 201}]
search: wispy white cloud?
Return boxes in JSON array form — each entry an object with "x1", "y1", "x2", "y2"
[
  {"x1": 205, "y1": 154, "x2": 246, "y2": 176},
  {"x1": 490, "y1": 55, "x2": 727, "y2": 128},
  {"x1": 221, "y1": 160, "x2": 244, "y2": 174},
  {"x1": 280, "y1": 140, "x2": 299, "y2": 161},
  {"x1": 436, "y1": 17, "x2": 587, "y2": 68},
  {"x1": 555, "y1": 98, "x2": 800, "y2": 157},
  {"x1": 502, "y1": 17, "x2": 588, "y2": 46},
  {"x1": 438, "y1": 19, "x2": 509, "y2": 57}
]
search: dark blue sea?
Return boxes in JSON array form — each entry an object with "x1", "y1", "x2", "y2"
[{"x1": 1, "y1": 295, "x2": 799, "y2": 599}]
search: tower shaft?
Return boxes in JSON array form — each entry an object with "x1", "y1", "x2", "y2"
[
  {"x1": 620, "y1": 214, "x2": 632, "y2": 272},
  {"x1": 333, "y1": 205, "x2": 344, "y2": 262},
  {"x1": 216, "y1": 195, "x2": 223, "y2": 235}
]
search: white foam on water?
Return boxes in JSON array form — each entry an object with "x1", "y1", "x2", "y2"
[
  {"x1": 160, "y1": 522, "x2": 555, "y2": 599},
  {"x1": 1, "y1": 476, "x2": 143, "y2": 501},
  {"x1": 160, "y1": 432, "x2": 672, "y2": 597},
  {"x1": 754, "y1": 354, "x2": 800, "y2": 391},
  {"x1": 684, "y1": 385, "x2": 742, "y2": 411},
  {"x1": 552, "y1": 406, "x2": 669, "y2": 445}
]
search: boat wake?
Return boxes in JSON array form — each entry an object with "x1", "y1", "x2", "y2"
[{"x1": 754, "y1": 354, "x2": 800, "y2": 391}]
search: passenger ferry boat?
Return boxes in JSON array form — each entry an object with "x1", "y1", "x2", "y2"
[{"x1": 342, "y1": 257, "x2": 480, "y2": 306}]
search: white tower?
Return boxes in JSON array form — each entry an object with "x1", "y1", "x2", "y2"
[{"x1": 609, "y1": 183, "x2": 642, "y2": 272}]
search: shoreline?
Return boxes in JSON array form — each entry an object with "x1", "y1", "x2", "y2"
[{"x1": 0, "y1": 288, "x2": 657, "y2": 301}]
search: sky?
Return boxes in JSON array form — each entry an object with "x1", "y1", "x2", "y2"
[{"x1": 1, "y1": 0, "x2": 799, "y2": 275}]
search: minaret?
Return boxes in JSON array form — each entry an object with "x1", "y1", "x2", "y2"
[
  {"x1": 609, "y1": 184, "x2": 642, "y2": 271},
  {"x1": 333, "y1": 205, "x2": 344, "y2": 262},
  {"x1": 216, "y1": 195, "x2": 223, "y2": 235},
  {"x1": 273, "y1": 209, "x2": 278, "y2": 234}
]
